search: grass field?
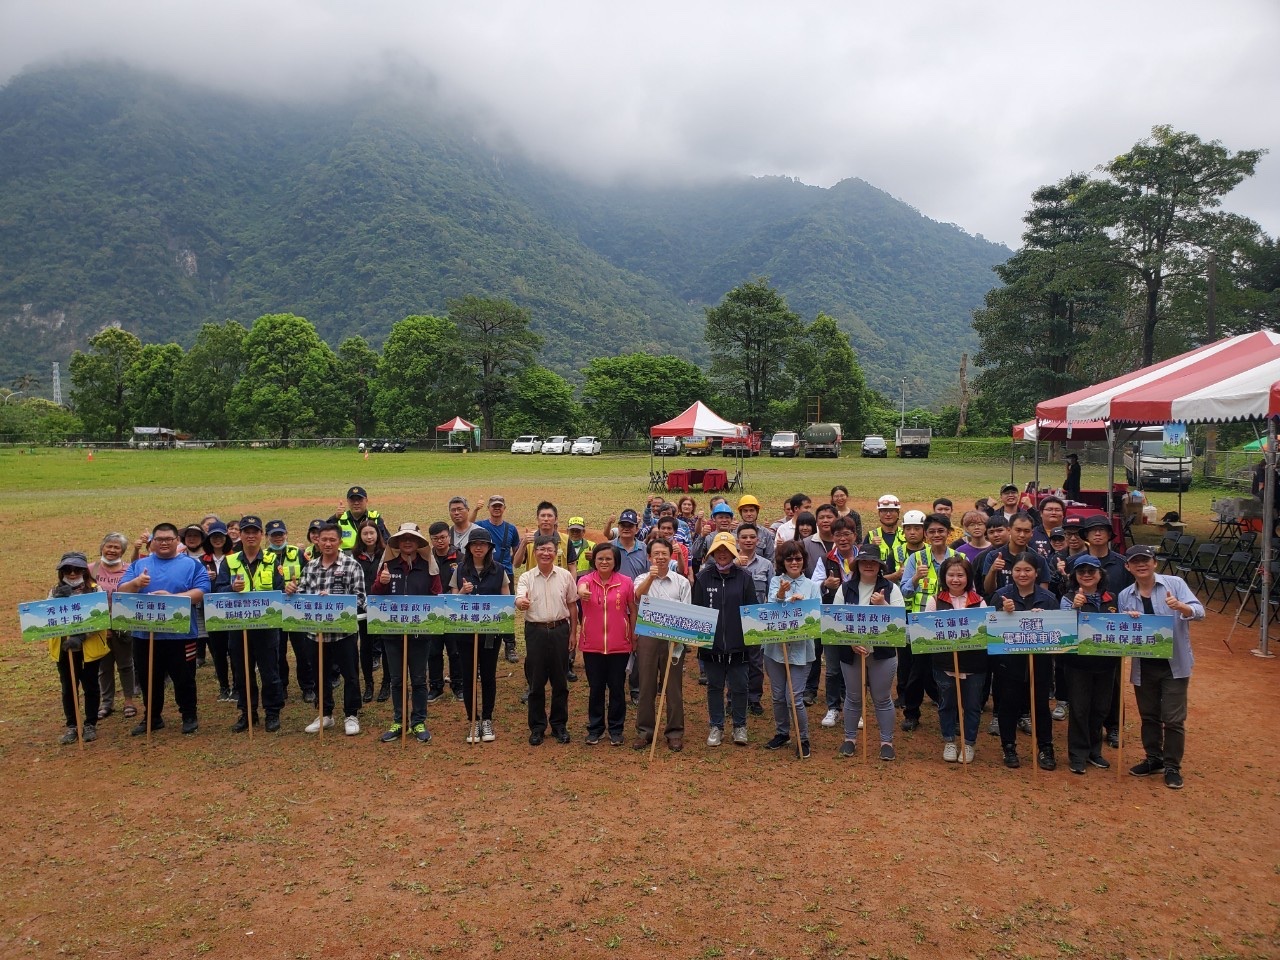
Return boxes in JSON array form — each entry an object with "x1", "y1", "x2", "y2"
[{"x1": 3, "y1": 447, "x2": 1276, "y2": 960}]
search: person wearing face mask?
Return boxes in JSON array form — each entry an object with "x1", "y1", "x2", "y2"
[
  {"x1": 201, "y1": 522, "x2": 235, "y2": 702},
  {"x1": 90, "y1": 532, "x2": 141, "y2": 723},
  {"x1": 48, "y1": 552, "x2": 112, "y2": 745}
]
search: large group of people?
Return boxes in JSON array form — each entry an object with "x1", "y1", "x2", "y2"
[{"x1": 43, "y1": 479, "x2": 1202, "y2": 789}]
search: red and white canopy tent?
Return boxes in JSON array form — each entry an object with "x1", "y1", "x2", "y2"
[
  {"x1": 435, "y1": 415, "x2": 480, "y2": 449},
  {"x1": 649, "y1": 401, "x2": 747, "y2": 487},
  {"x1": 1034, "y1": 330, "x2": 1280, "y2": 656}
]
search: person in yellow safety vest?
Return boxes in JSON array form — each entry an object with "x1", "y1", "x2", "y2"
[
  {"x1": 565, "y1": 517, "x2": 597, "y2": 577},
  {"x1": 894, "y1": 510, "x2": 946, "y2": 731},
  {"x1": 213, "y1": 516, "x2": 286, "y2": 733},
  {"x1": 265, "y1": 519, "x2": 317, "y2": 707},
  {"x1": 899, "y1": 512, "x2": 959, "y2": 614},
  {"x1": 864, "y1": 494, "x2": 907, "y2": 580},
  {"x1": 328, "y1": 485, "x2": 390, "y2": 552}
]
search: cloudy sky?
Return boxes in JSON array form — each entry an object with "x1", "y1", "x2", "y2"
[{"x1": 2, "y1": 1, "x2": 1277, "y2": 247}]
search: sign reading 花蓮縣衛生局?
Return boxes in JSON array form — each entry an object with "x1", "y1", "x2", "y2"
[
  {"x1": 820, "y1": 604, "x2": 908, "y2": 647},
  {"x1": 18, "y1": 592, "x2": 111, "y2": 642},
  {"x1": 205, "y1": 591, "x2": 283, "y2": 632},
  {"x1": 1077, "y1": 612, "x2": 1175, "y2": 658},
  {"x1": 907, "y1": 609, "x2": 988, "y2": 654},
  {"x1": 280, "y1": 595, "x2": 359, "y2": 639},
  {"x1": 365, "y1": 595, "x2": 516, "y2": 635},
  {"x1": 985, "y1": 610, "x2": 1079, "y2": 654},
  {"x1": 110, "y1": 593, "x2": 193, "y2": 633},
  {"x1": 740, "y1": 599, "x2": 821, "y2": 645},
  {"x1": 635, "y1": 595, "x2": 718, "y2": 647}
]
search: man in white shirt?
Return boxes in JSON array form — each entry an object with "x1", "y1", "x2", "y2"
[
  {"x1": 631, "y1": 538, "x2": 693, "y2": 752},
  {"x1": 516, "y1": 535, "x2": 579, "y2": 745}
]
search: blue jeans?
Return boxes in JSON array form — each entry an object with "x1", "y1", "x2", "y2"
[
  {"x1": 703, "y1": 659, "x2": 748, "y2": 729},
  {"x1": 764, "y1": 657, "x2": 810, "y2": 740},
  {"x1": 934, "y1": 666, "x2": 986, "y2": 745}
]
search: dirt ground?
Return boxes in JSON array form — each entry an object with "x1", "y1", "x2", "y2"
[{"x1": 2, "y1": 602, "x2": 1277, "y2": 960}]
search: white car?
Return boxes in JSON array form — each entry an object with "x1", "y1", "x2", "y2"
[
  {"x1": 541, "y1": 436, "x2": 571, "y2": 455},
  {"x1": 510, "y1": 435, "x2": 543, "y2": 454},
  {"x1": 570, "y1": 436, "x2": 602, "y2": 456}
]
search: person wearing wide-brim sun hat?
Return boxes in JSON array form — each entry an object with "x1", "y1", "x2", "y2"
[
  {"x1": 693, "y1": 531, "x2": 760, "y2": 748},
  {"x1": 47, "y1": 552, "x2": 111, "y2": 745},
  {"x1": 370, "y1": 522, "x2": 441, "y2": 744}
]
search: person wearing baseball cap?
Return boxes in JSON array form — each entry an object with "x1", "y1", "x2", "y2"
[
  {"x1": 328, "y1": 485, "x2": 389, "y2": 553},
  {"x1": 1058, "y1": 553, "x2": 1119, "y2": 774},
  {"x1": 565, "y1": 517, "x2": 596, "y2": 577},
  {"x1": 213, "y1": 515, "x2": 287, "y2": 734},
  {"x1": 997, "y1": 484, "x2": 1022, "y2": 524},
  {"x1": 864, "y1": 495, "x2": 905, "y2": 577},
  {"x1": 693, "y1": 530, "x2": 760, "y2": 747},
  {"x1": 611, "y1": 509, "x2": 649, "y2": 581},
  {"x1": 1118, "y1": 543, "x2": 1203, "y2": 789},
  {"x1": 265, "y1": 519, "x2": 316, "y2": 708},
  {"x1": 472, "y1": 496, "x2": 521, "y2": 654},
  {"x1": 46, "y1": 552, "x2": 112, "y2": 745}
]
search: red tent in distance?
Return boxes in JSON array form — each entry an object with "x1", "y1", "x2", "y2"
[
  {"x1": 649, "y1": 401, "x2": 743, "y2": 438},
  {"x1": 436, "y1": 416, "x2": 478, "y2": 432}
]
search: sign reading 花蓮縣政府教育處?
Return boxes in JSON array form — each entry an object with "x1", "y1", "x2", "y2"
[
  {"x1": 984, "y1": 610, "x2": 1078, "y2": 654},
  {"x1": 18, "y1": 592, "x2": 111, "y2": 643},
  {"x1": 365, "y1": 595, "x2": 516, "y2": 635},
  {"x1": 1077, "y1": 612, "x2": 1174, "y2": 658},
  {"x1": 740, "y1": 599, "x2": 821, "y2": 645},
  {"x1": 205, "y1": 591, "x2": 283, "y2": 632},
  {"x1": 820, "y1": 604, "x2": 908, "y2": 647},
  {"x1": 635, "y1": 596, "x2": 717, "y2": 647},
  {"x1": 280, "y1": 595, "x2": 360, "y2": 639}
]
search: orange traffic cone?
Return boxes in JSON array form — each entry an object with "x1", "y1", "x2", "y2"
[{"x1": 87, "y1": 450, "x2": 93, "y2": 462}]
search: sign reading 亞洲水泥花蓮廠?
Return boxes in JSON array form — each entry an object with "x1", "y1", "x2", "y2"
[
  {"x1": 984, "y1": 610, "x2": 1079, "y2": 654},
  {"x1": 110, "y1": 593, "x2": 194, "y2": 634},
  {"x1": 820, "y1": 604, "x2": 909, "y2": 647},
  {"x1": 280, "y1": 595, "x2": 360, "y2": 640},
  {"x1": 907, "y1": 609, "x2": 989, "y2": 654},
  {"x1": 1076, "y1": 612, "x2": 1175, "y2": 658},
  {"x1": 740, "y1": 599, "x2": 822, "y2": 646},
  {"x1": 634, "y1": 595, "x2": 718, "y2": 647},
  {"x1": 365, "y1": 595, "x2": 517, "y2": 635},
  {"x1": 18, "y1": 592, "x2": 111, "y2": 643},
  {"x1": 204, "y1": 591, "x2": 283, "y2": 632}
]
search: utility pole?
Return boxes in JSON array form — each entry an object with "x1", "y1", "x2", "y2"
[
  {"x1": 1204, "y1": 253, "x2": 1218, "y2": 478},
  {"x1": 899, "y1": 378, "x2": 907, "y2": 430},
  {"x1": 956, "y1": 353, "x2": 969, "y2": 437}
]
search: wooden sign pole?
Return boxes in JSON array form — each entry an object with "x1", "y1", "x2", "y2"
[
  {"x1": 782, "y1": 643, "x2": 805, "y2": 759},
  {"x1": 1116, "y1": 657, "x2": 1126, "y2": 780},
  {"x1": 241, "y1": 629, "x2": 254, "y2": 742},
  {"x1": 470, "y1": 632, "x2": 480, "y2": 745},
  {"x1": 401, "y1": 634, "x2": 409, "y2": 747},
  {"x1": 1028, "y1": 653, "x2": 1038, "y2": 775},
  {"x1": 953, "y1": 651, "x2": 967, "y2": 770},
  {"x1": 315, "y1": 633, "x2": 325, "y2": 740},
  {"x1": 860, "y1": 652, "x2": 868, "y2": 761},
  {"x1": 67, "y1": 648, "x2": 85, "y2": 751},
  {"x1": 649, "y1": 644, "x2": 675, "y2": 762},
  {"x1": 146, "y1": 632, "x2": 156, "y2": 744}
]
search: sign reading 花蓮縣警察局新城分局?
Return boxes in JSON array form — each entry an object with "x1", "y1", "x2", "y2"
[
  {"x1": 18, "y1": 592, "x2": 111, "y2": 643},
  {"x1": 365, "y1": 595, "x2": 516, "y2": 635},
  {"x1": 984, "y1": 610, "x2": 1079, "y2": 654},
  {"x1": 204, "y1": 591, "x2": 283, "y2": 632},
  {"x1": 1076, "y1": 612, "x2": 1175, "y2": 658},
  {"x1": 820, "y1": 604, "x2": 908, "y2": 647},
  {"x1": 907, "y1": 609, "x2": 988, "y2": 654},
  {"x1": 635, "y1": 595, "x2": 717, "y2": 647},
  {"x1": 740, "y1": 599, "x2": 822, "y2": 645},
  {"x1": 110, "y1": 593, "x2": 193, "y2": 633},
  {"x1": 280, "y1": 595, "x2": 359, "y2": 639}
]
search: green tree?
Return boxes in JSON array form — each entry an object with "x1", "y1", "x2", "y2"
[
  {"x1": 338, "y1": 336, "x2": 382, "y2": 438},
  {"x1": 68, "y1": 326, "x2": 143, "y2": 441},
  {"x1": 447, "y1": 295, "x2": 543, "y2": 439},
  {"x1": 581, "y1": 354, "x2": 710, "y2": 439},
  {"x1": 785, "y1": 313, "x2": 871, "y2": 436},
  {"x1": 1086, "y1": 125, "x2": 1265, "y2": 365},
  {"x1": 173, "y1": 320, "x2": 246, "y2": 441},
  {"x1": 375, "y1": 315, "x2": 469, "y2": 438},
  {"x1": 226, "y1": 313, "x2": 344, "y2": 440},
  {"x1": 0, "y1": 397, "x2": 83, "y2": 443},
  {"x1": 125, "y1": 342, "x2": 184, "y2": 428},
  {"x1": 705, "y1": 278, "x2": 803, "y2": 425},
  {"x1": 499, "y1": 365, "x2": 581, "y2": 437}
]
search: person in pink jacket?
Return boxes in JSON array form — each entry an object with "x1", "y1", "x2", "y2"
[{"x1": 576, "y1": 542, "x2": 635, "y2": 745}]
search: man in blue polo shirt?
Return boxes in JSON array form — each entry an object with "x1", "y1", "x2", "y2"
[
  {"x1": 117, "y1": 521, "x2": 211, "y2": 736},
  {"x1": 473, "y1": 494, "x2": 522, "y2": 662}
]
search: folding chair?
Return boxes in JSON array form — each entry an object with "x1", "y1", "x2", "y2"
[
  {"x1": 1207, "y1": 551, "x2": 1252, "y2": 611},
  {"x1": 1244, "y1": 562, "x2": 1280, "y2": 628},
  {"x1": 1154, "y1": 532, "x2": 1180, "y2": 569},
  {"x1": 1177, "y1": 542, "x2": 1220, "y2": 593},
  {"x1": 1161, "y1": 534, "x2": 1196, "y2": 573}
]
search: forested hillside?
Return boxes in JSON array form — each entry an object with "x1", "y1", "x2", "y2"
[{"x1": 0, "y1": 64, "x2": 1009, "y2": 404}]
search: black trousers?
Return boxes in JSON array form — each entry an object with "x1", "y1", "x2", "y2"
[
  {"x1": 57, "y1": 648, "x2": 100, "y2": 727},
  {"x1": 897, "y1": 644, "x2": 940, "y2": 720},
  {"x1": 994, "y1": 654, "x2": 1053, "y2": 750},
  {"x1": 583, "y1": 651, "x2": 628, "y2": 737},
  {"x1": 358, "y1": 619, "x2": 385, "y2": 688},
  {"x1": 207, "y1": 630, "x2": 231, "y2": 691},
  {"x1": 429, "y1": 634, "x2": 464, "y2": 693},
  {"x1": 136, "y1": 636, "x2": 198, "y2": 722},
  {"x1": 319, "y1": 635, "x2": 361, "y2": 718},
  {"x1": 459, "y1": 636, "x2": 501, "y2": 722},
  {"x1": 230, "y1": 629, "x2": 284, "y2": 718},
  {"x1": 1064, "y1": 664, "x2": 1113, "y2": 765},
  {"x1": 525, "y1": 620, "x2": 570, "y2": 734},
  {"x1": 279, "y1": 631, "x2": 316, "y2": 695}
]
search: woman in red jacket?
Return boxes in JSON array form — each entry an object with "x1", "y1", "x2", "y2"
[{"x1": 576, "y1": 542, "x2": 635, "y2": 746}]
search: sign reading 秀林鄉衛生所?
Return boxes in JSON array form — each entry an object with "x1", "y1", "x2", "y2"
[{"x1": 18, "y1": 592, "x2": 111, "y2": 643}]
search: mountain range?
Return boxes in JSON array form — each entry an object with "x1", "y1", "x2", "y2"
[{"x1": 0, "y1": 63, "x2": 1010, "y2": 406}]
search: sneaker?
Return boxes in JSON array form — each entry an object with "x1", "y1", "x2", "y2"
[
  {"x1": 265, "y1": 714, "x2": 281, "y2": 733},
  {"x1": 452, "y1": 688, "x2": 465, "y2": 702},
  {"x1": 376, "y1": 683, "x2": 391, "y2": 703},
  {"x1": 505, "y1": 645, "x2": 519, "y2": 664},
  {"x1": 481, "y1": 719, "x2": 495, "y2": 742},
  {"x1": 1164, "y1": 768, "x2": 1184, "y2": 790},
  {"x1": 181, "y1": 718, "x2": 199, "y2": 735},
  {"x1": 59, "y1": 726, "x2": 78, "y2": 745},
  {"x1": 1052, "y1": 702, "x2": 1068, "y2": 721},
  {"x1": 426, "y1": 689, "x2": 443, "y2": 703},
  {"x1": 343, "y1": 716, "x2": 361, "y2": 736},
  {"x1": 962, "y1": 743, "x2": 974, "y2": 764},
  {"x1": 609, "y1": 732, "x2": 624, "y2": 746},
  {"x1": 82, "y1": 723, "x2": 97, "y2": 743},
  {"x1": 1003, "y1": 745, "x2": 1020, "y2": 769},
  {"x1": 1070, "y1": 761, "x2": 1086, "y2": 774},
  {"x1": 412, "y1": 722, "x2": 432, "y2": 744},
  {"x1": 372, "y1": 656, "x2": 382, "y2": 672},
  {"x1": 798, "y1": 739, "x2": 811, "y2": 759},
  {"x1": 304, "y1": 715, "x2": 335, "y2": 734},
  {"x1": 801, "y1": 692, "x2": 817, "y2": 707},
  {"x1": 1130, "y1": 757, "x2": 1165, "y2": 777},
  {"x1": 732, "y1": 725, "x2": 749, "y2": 746},
  {"x1": 1017, "y1": 716, "x2": 1032, "y2": 734},
  {"x1": 302, "y1": 690, "x2": 318, "y2": 705},
  {"x1": 519, "y1": 686, "x2": 530, "y2": 705},
  {"x1": 131, "y1": 717, "x2": 163, "y2": 736},
  {"x1": 821, "y1": 708, "x2": 838, "y2": 728},
  {"x1": 466, "y1": 723, "x2": 481, "y2": 744},
  {"x1": 748, "y1": 701, "x2": 764, "y2": 716},
  {"x1": 943, "y1": 741, "x2": 958, "y2": 763},
  {"x1": 880, "y1": 742, "x2": 896, "y2": 762},
  {"x1": 380, "y1": 723, "x2": 403, "y2": 743},
  {"x1": 698, "y1": 675, "x2": 709, "y2": 686},
  {"x1": 707, "y1": 726, "x2": 723, "y2": 747},
  {"x1": 764, "y1": 733, "x2": 790, "y2": 750},
  {"x1": 1106, "y1": 731, "x2": 1120, "y2": 749},
  {"x1": 1037, "y1": 746, "x2": 1056, "y2": 771},
  {"x1": 585, "y1": 731, "x2": 602, "y2": 746},
  {"x1": 901, "y1": 717, "x2": 920, "y2": 732},
  {"x1": 988, "y1": 716, "x2": 1000, "y2": 736},
  {"x1": 218, "y1": 687, "x2": 234, "y2": 702},
  {"x1": 838, "y1": 739, "x2": 856, "y2": 758},
  {"x1": 566, "y1": 668, "x2": 578, "y2": 682},
  {"x1": 1087, "y1": 754, "x2": 1110, "y2": 769}
]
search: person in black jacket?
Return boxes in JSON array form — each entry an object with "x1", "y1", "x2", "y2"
[
  {"x1": 693, "y1": 532, "x2": 759, "y2": 748},
  {"x1": 1059, "y1": 554, "x2": 1118, "y2": 774},
  {"x1": 991, "y1": 552, "x2": 1060, "y2": 771},
  {"x1": 836, "y1": 550, "x2": 904, "y2": 761}
]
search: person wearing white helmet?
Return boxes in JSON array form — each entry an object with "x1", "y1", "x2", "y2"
[
  {"x1": 893, "y1": 509, "x2": 941, "y2": 731},
  {"x1": 863, "y1": 495, "x2": 905, "y2": 579}
]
